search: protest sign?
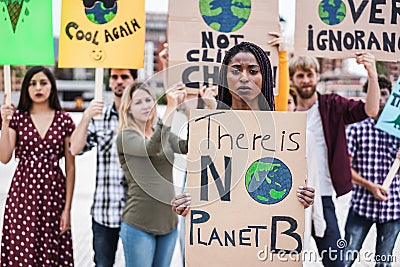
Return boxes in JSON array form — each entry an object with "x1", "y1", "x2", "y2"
[
  {"x1": 0, "y1": 0, "x2": 54, "y2": 65},
  {"x1": 377, "y1": 77, "x2": 400, "y2": 190},
  {"x1": 168, "y1": 0, "x2": 280, "y2": 92},
  {"x1": 295, "y1": 0, "x2": 400, "y2": 61},
  {"x1": 186, "y1": 110, "x2": 306, "y2": 266},
  {"x1": 58, "y1": 0, "x2": 145, "y2": 68},
  {"x1": 377, "y1": 77, "x2": 400, "y2": 137}
]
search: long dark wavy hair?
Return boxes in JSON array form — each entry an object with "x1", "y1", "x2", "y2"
[
  {"x1": 216, "y1": 42, "x2": 275, "y2": 111},
  {"x1": 17, "y1": 66, "x2": 62, "y2": 112}
]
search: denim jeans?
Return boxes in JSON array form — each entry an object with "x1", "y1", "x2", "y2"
[
  {"x1": 344, "y1": 208, "x2": 400, "y2": 267},
  {"x1": 312, "y1": 196, "x2": 345, "y2": 267},
  {"x1": 92, "y1": 218, "x2": 121, "y2": 267},
  {"x1": 120, "y1": 221, "x2": 178, "y2": 267}
]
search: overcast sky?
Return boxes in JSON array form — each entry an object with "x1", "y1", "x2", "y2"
[{"x1": 52, "y1": 0, "x2": 295, "y2": 38}]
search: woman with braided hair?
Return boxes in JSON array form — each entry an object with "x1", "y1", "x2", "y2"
[
  {"x1": 172, "y1": 41, "x2": 315, "y2": 215},
  {"x1": 216, "y1": 41, "x2": 275, "y2": 111}
]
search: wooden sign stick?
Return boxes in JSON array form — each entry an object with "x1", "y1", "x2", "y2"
[
  {"x1": 382, "y1": 158, "x2": 400, "y2": 191},
  {"x1": 94, "y1": 68, "x2": 104, "y2": 120},
  {"x1": 4, "y1": 65, "x2": 11, "y2": 105},
  {"x1": 3, "y1": 65, "x2": 12, "y2": 120}
]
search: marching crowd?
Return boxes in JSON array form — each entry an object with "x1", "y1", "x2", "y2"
[{"x1": 0, "y1": 33, "x2": 399, "y2": 267}]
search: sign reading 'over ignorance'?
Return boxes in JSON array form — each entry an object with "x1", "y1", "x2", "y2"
[
  {"x1": 186, "y1": 110, "x2": 306, "y2": 266},
  {"x1": 295, "y1": 0, "x2": 400, "y2": 61},
  {"x1": 58, "y1": 0, "x2": 145, "y2": 69}
]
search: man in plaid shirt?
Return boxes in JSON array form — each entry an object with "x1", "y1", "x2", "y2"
[
  {"x1": 70, "y1": 69, "x2": 137, "y2": 267},
  {"x1": 344, "y1": 75, "x2": 400, "y2": 267}
]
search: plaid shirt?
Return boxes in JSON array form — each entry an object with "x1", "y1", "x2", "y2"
[
  {"x1": 83, "y1": 103, "x2": 127, "y2": 228},
  {"x1": 347, "y1": 118, "x2": 400, "y2": 223}
]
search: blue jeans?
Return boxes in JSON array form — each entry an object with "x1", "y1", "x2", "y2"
[
  {"x1": 312, "y1": 196, "x2": 345, "y2": 267},
  {"x1": 92, "y1": 218, "x2": 120, "y2": 267},
  {"x1": 120, "y1": 221, "x2": 178, "y2": 267},
  {"x1": 344, "y1": 208, "x2": 400, "y2": 267}
]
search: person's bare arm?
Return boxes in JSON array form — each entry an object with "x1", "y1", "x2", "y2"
[
  {"x1": 69, "y1": 99, "x2": 103, "y2": 155},
  {"x1": 350, "y1": 156, "x2": 388, "y2": 201}
]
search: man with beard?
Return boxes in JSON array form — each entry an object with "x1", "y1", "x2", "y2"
[
  {"x1": 289, "y1": 53, "x2": 380, "y2": 267},
  {"x1": 344, "y1": 75, "x2": 400, "y2": 267},
  {"x1": 70, "y1": 69, "x2": 137, "y2": 266}
]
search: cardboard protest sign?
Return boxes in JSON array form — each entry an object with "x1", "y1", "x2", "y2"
[
  {"x1": 58, "y1": 0, "x2": 145, "y2": 68},
  {"x1": 0, "y1": 0, "x2": 54, "y2": 65},
  {"x1": 186, "y1": 110, "x2": 306, "y2": 266},
  {"x1": 376, "y1": 77, "x2": 400, "y2": 190},
  {"x1": 295, "y1": 0, "x2": 400, "y2": 61},
  {"x1": 168, "y1": 0, "x2": 280, "y2": 92},
  {"x1": 377, "y1": 77, "x2": 400, "y2": 138}
]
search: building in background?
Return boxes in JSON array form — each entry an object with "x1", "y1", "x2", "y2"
[
  {"x1": 1, "y1": 12, "x2": 399, "y2": 107},
  {"x1": 0, "y1": 66, "x2": 27, "y2": 92}
]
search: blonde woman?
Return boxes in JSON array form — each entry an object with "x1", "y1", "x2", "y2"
[{"x1": 116, "y1": 83, "x2": 187, "y2": 267}]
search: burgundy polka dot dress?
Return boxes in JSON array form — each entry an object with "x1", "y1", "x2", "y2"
[{"x1": 1, "y1": 110, "x2": 75, "y2": 266}]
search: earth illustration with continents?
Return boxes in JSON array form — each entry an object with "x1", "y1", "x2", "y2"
[
  {"x1": 199, "y1": 0, "x2": 251, "y2": 33},
  {"x1": 318, "y1": 0, "x2": 346, "y2": 25},
  {"x1": 84, "y1": 0, "x2": 117, "y2": 25},
  {"x1": 245, "y1": 157, "x2": 292, "y2": 205}
]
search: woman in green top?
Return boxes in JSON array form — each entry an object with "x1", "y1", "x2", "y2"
[{"x1": 116, "y1": 83, "x2": 187, "y2": 267}]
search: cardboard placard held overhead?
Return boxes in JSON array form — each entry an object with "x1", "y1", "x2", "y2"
[
  {"x1": 167, "y1": 0, "x2": 280, "y2": 93},
  {"x1": 0, "y1": 0, "x2": 54, "y2": 65},
  {"x1": 295, "y1": 0, "x2": 400, "y2": 61},
  {"x1": 58, "y1": 0, "x2": 145, "y2": 69},
  {"x1": 186, "y1": 110, "x2": 306, "y2": 266}
]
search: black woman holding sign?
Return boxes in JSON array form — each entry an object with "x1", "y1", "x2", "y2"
[{"x1": 172, "y1": 41, "x2": 315, "y2": 216}]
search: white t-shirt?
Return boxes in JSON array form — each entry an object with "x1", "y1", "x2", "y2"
[{"x1": 305, "y1": 101, "x2": 333, "y2": 196}]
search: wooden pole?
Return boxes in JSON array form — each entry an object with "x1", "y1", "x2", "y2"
[
  {"x1": 382, "y1": 158, "x2": 400, "y2": 191},
  {"x1": 4, "y1": 65, "x2": 12, "y2": 120}
]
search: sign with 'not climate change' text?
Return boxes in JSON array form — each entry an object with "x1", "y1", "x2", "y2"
[{"x1": 167, "y1": 0, "x2": 280, "y2": 90}]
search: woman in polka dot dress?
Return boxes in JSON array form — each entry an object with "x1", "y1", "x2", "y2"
[{"x1": 0, "y1": 66, "x2": 75, "y2": 266}]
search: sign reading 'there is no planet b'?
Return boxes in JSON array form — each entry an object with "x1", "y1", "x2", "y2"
[{"x1": 186, "y1": 110, "x2": 306, "y2": 266}]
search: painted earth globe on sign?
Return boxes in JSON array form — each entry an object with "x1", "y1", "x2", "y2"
[
  {"x1": 84, "y1": 0, "x2": 117, "y2": 25},
  {"x1": 318, "y1": 0, "x2": 346, "y2": 25},
  {"x1": 199, "y1": 0, "x2": 251, "y2": 33},
  {"x1": 245, "y1": 157, "x2": 292, "y2": 205}
]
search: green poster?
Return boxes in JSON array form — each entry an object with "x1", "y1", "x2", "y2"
[{"x1": 0, "y1": 0, "x2": 54, "y2": 65}]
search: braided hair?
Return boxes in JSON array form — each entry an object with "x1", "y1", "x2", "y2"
[{"x1": 216, "y1": 42, "x2": 275, "y2": 111}]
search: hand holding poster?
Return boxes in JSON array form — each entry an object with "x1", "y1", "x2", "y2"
[
  {"x1": 377, "y1": 77, "x2": 400, "y2": 137},
  {"x1": 376, "y1": 77, "x2": 400, "y2": 189},
  {"x1": 186, "y1": 110, "x2": 306, "y2": 266},
  {"x1": 58, "y1": 0, "x2": 145, "y2": 68},
  {"x1": 295, "y1": 0, "x2": 400, "y2": 61}
]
